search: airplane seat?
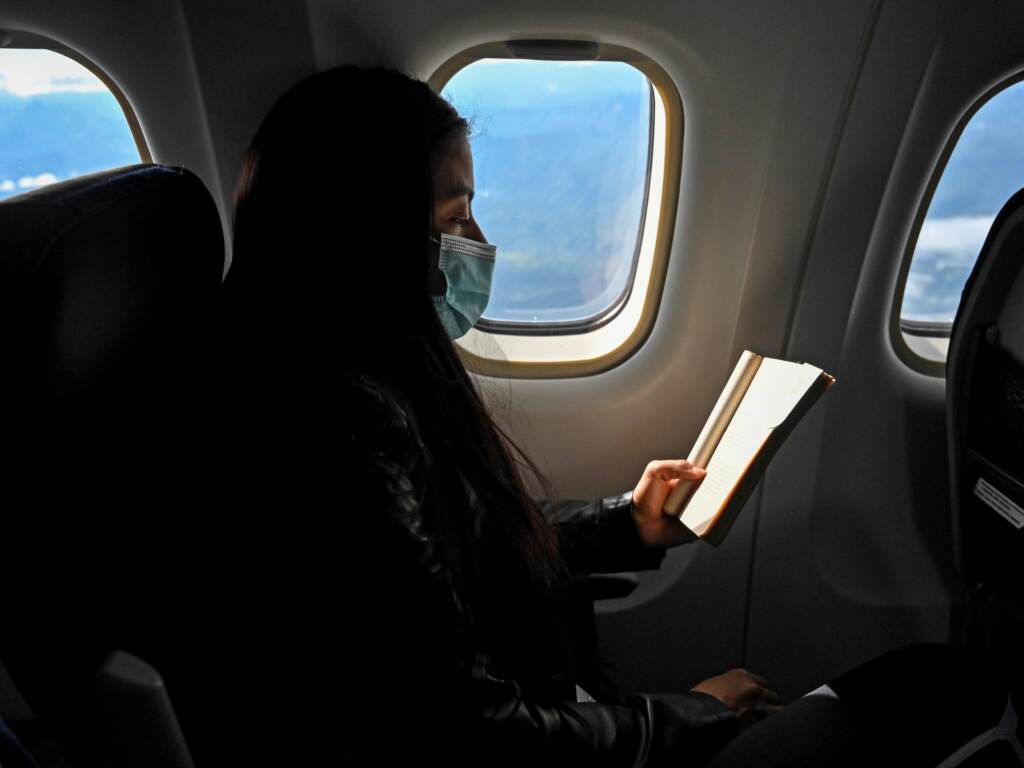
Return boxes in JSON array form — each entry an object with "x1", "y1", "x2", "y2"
[
  {"x1": 0, "y1": 717, "x2": 38, "y2": 768},
  {"x1": 947, "y1": 185, "x2": 1024, "y2": 763},
  {"x1": 0, "y1": 163, "x2": 223, "y2": 767},
  {"x1": 0, "y1": 162, "x2": 224, "y2": 502}
]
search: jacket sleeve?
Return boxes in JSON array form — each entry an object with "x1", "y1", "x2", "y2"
[
  {"x1": 460, "y1": 658, "x2": 739, "y2": 768},
  {"x1": 542, "y1": 493, "x2": 678, "y2": 574}
]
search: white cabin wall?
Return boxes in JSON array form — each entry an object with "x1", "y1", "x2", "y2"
[
  {"x1": 746, "y1": 0, "x2": 956, "y2": 698},
  {"x1": 748, "y1": 0, "x2": 1024, "y2": 698},
  {"x1": 587, "y1": 0, "x2": 884, "y2": 694},
  {"x1": 175, "y1": 0, "x2": 317, "y2": 265}
]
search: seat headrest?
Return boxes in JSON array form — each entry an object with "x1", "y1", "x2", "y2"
[
  {"x1": 950, "y1": 185, "x2": 1024, "y2": 368},
  {"x1": 0, "y1": 163, "x2": 224, "y2": 401}
]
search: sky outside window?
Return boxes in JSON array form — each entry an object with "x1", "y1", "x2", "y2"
[
  {"x1": 443, "y1": 59, "x2": 653, "y2": 328},
  {"x1": 902, "y1": 81, "x2": 1024, "y2": 325},
  {"x1": 0, "y1": 48, "x2": 140, "y2": 200}
]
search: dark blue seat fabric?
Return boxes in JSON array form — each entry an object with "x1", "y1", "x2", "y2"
[{"x1": 0, "y1": 718, "x2": 38, "y2": 768}]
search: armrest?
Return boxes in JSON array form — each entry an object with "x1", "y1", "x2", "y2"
[{"x1": 91, "y1": 651, "x2": 195, "y2": 768}]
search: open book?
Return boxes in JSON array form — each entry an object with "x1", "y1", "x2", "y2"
[{"x1": 664, "y1": 351, "x2": 834, "y2": 546}]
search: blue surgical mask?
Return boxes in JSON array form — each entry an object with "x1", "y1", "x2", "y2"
[{"x1": 432, "y1": 232, "x2": 496, "y2": 339}]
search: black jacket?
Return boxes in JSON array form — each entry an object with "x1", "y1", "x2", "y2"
[{"x1": 340, "y1": 372, "x2": 739, "y2": 767}]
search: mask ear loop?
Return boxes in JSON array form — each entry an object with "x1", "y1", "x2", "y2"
[{"x1": 428, "y1": 235, "x2": 447, "y2": 297}]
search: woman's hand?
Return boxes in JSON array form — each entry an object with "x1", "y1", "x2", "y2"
[
  {"x1": 691, "y1": 669, "x2": 782, "y2": 724},
  {"x1": 630, "y1": 459, "x2": 707, "y2": 548}
]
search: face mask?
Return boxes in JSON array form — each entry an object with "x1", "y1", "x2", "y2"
[{"x1": 431, "y1": 232, "x2": 496, "y2": 339}]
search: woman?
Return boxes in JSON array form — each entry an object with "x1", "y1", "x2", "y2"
[
  {"x1": 221, "y1": 64, "x2": 781, "y2": 767},
  {"x1": 222, "y1": 66, "x2": 1006, "y2": 767}
]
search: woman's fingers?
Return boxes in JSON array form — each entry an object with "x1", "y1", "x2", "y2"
[
  {"x1": 692, "y1": 669, "x2": 785, "y2": 725},
  {"x1": 645, "y1": 459, "x2": 707, "y2": 481},
  {"x1": 747, "y1": 671, "x2": 771, "y2": 687},
  {"x1": 762, "y1": 687, "x2": 781, "y2": 705},
  {"x1": 753, "y1": 704, "x2": 784, "y2": 720},
  {"x1": 744, "y1": 672, "x2": 781, "y2": 707},
  {"x1": 632, "y1": 459, "x2": 709, "y2": 548}
]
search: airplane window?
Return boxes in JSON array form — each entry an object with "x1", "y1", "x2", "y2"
[
  {"x1": 0, "y1": 48, "x2": 142, "y2": 202},
  {"x1": 442, "y1": 59, "x2": 653, "y2": 334},
  {"x1": 899, "y1": 79, "x2": 1024, "y2": 363}
]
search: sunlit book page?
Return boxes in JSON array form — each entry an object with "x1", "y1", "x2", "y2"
[{"x1": 667, "y1": 352, "x2": 834, "y2": 545}]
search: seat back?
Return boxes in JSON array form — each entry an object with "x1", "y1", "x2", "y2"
[
  {"x1": 0, "y1": 163, "x2": 223, "y2": 765},
  {"x1": 947, "y1": 185, "x2": 1024, "y2": 712},
  {"x1": 91, "y1": 651, "x2": 195, "y2": 768},
  {"x1": 0, "y1": 164, "x2": 224, "y2": 497}
]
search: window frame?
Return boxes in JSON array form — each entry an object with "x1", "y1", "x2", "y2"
[
  {"x1": 0, "y1": 29, "x2": 151, "y2": 168},
  {"x1": 891, "y1": 71, "x2": 1024, "y2": 376},
  {"x1": 429, "y1": 41, "x2": 683, "y2": 379}
]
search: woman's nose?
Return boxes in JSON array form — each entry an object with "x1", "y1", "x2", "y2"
[{"x1": 467, "y1": 218, "x2": 487, "y2": 244}]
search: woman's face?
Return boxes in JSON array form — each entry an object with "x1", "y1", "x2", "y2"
[
  {"x1": 431, "y1": 134, "x2": 486, "y2": 244},
  {"x1": 428, "y1": 134, "x2": 487, "y2": 296}
]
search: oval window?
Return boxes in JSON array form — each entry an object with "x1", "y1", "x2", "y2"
[
  {"x1": 900, "y1": 80, "x2": 1024, "y2": 361},
  {"x1": 442, "y1": 59, "x2": 654, "y2": 334}
]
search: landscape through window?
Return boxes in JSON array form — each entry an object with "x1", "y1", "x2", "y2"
[
  {"x1": 443, "y1": 59, "x2": 653, "y2": 330},
  {"x1": 0, "y1": 48, "x2": 140, "y2": 202}
]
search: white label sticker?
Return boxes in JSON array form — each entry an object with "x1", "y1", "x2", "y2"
[{"x1": 974, "y1": 477, "x2": 1024, "y2": 530}]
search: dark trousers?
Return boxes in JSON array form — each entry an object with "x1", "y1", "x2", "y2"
[{"x1": 706, "y1": 644, "x2": 1009, "y2": 768}]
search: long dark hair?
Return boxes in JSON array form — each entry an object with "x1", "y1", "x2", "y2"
[{"x1": 227, "y1": 66, "x2": 562, "y2": 667}]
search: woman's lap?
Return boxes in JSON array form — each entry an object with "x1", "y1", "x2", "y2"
[
  {"x1": 705, "y1": 643, "x2": 1006, "y2": 768},
  {"x1": 705, "y1": 693, "x2": 864, "y2": 768}
]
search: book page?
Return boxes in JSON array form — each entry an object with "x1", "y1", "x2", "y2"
[
  {"x1": 738, "y1": 359, "x2": 825, "y2": 431},
  {"x1": 680, "y1": 427, "x2": 769, "y2": 535},
  {"x1": 663, "y1": 351, "x2": 762, "y2": 515},
  {"x1": 680, "y1": 359, "x2": 824, "y2": 535}
]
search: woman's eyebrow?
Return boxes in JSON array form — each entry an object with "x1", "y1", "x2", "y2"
[{"x1": 444, "y1": 182, "x2": 474, "y2": 202}]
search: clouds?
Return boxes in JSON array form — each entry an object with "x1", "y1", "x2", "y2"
[
  {"x1": 917, "y1": 214, "x2": 995, "y2": 258},
  {"x1": 0, "y1": 49, "x2": 106, "y2": 97},
  {"x1": 18, "y1": 173, "x2": 60, "y2": 189},
  {"x1": 0, "y1": 173, "x2": 61, "y2": 199},
  {"x1": 903, "y1": 214, "x2": 996, "y2": 322}
]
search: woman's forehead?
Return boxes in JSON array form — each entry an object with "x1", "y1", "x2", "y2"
[{"x1": 433, "y1": 136, "x2": 474, "y2": 201}]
